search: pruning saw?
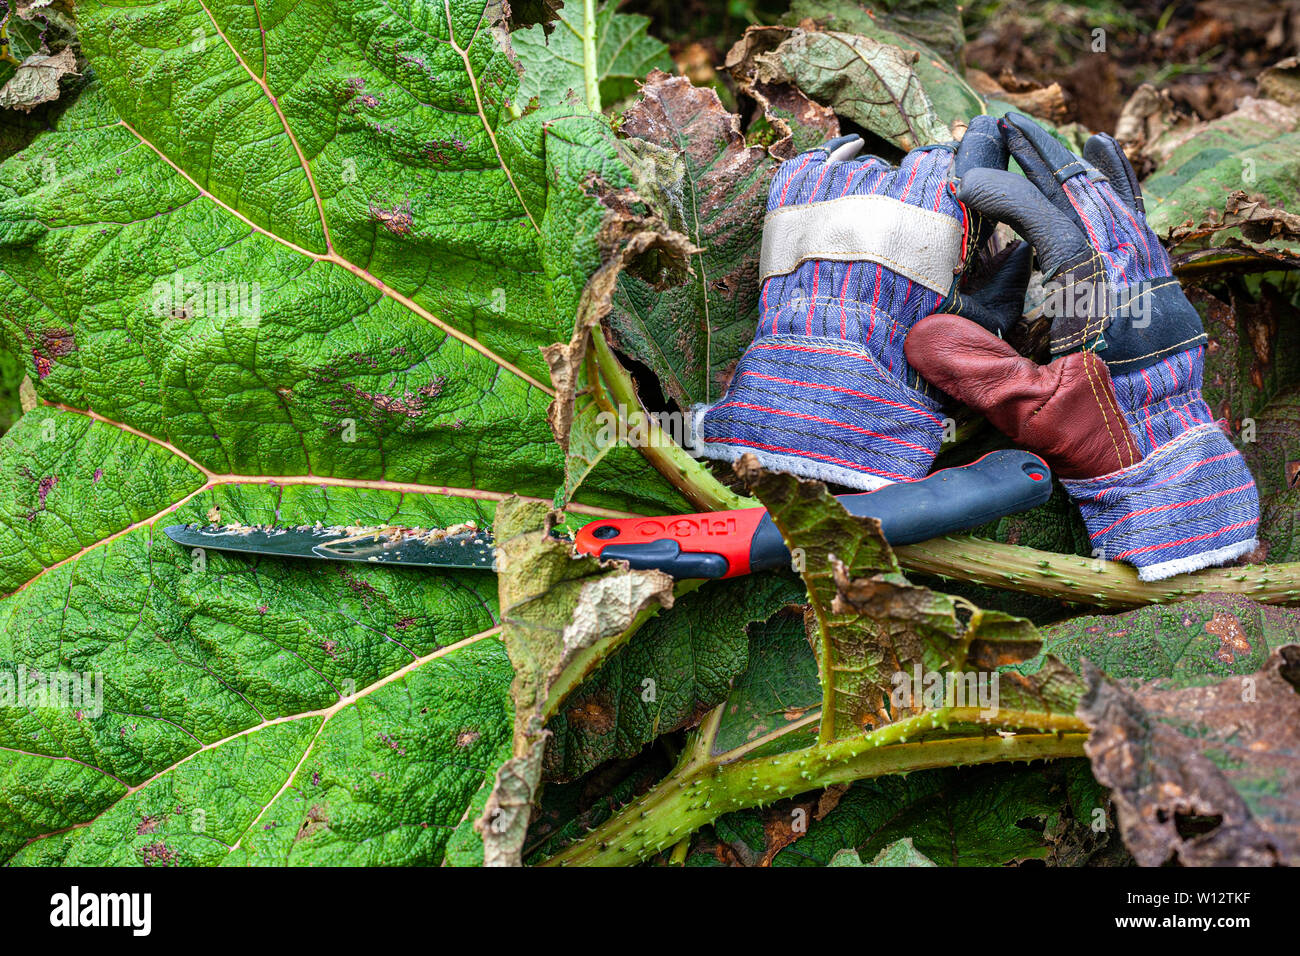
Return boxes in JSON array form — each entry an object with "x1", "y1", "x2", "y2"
[{"x1": 165, "y1": 450, "x2": 1052, "y2": 580}]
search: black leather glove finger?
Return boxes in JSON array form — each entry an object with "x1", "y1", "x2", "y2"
[
  {"x1": 946, "y1": 239, "x2": 1034, "y2": 338},
  {"x1": 1082, "y1": 132, "x2": 1145, "y2": 214},
  {"x1": 953, "y1": 114, "x2": 1009, "y2": 180},
  {"x1": 956, "y1": 167, "x2": 1089, "y2": 278},
  {"x1": 999, "y1": 111, "x2": 1091, "y2": 224}
]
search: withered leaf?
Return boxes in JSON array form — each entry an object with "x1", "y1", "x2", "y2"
[
  {"x1": 476, "y1": 498, "x2": 675, "y2": 865},
  {"x1": 607, "y1": 71, "x2": 776, "y2": 409},
  {"x1": 726, "y1": 26, "x2": 951, "y2": 151},
  {"x1": 0, "y1": 47, "x2": 76, "y2": 112},
  {"x1": 1079, "y1": 646, "x2": 1300, "y2": 866},
  {"x1": 737, "y1": 456, "x2": 1078, "y2": 740}
]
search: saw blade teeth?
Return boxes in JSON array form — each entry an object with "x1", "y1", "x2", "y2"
[{"x1": 182, "y1": 520, "x2": 494, "y2": 547}]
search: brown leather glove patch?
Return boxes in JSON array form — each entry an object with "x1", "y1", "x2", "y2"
[{"x1": 905, "y1": 313, "x2": 1142, "y2": 479}]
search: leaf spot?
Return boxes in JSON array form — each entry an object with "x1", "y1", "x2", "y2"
[{"x1": 1205, "y1": 611, "x2": 1251, "y2": 664}]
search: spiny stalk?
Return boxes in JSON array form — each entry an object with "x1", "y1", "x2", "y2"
[
  {"x1": 542, "y1": 707, "x2": 1088, "y2": 867},
  {"x1": 590, "y1": 332, "x2": 755, "y2": 511},
  {"x1": 896, "y1": 536, "x2": 1300, "y2": 609}
]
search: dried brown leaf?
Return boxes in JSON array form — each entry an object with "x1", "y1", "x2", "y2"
[{"x1": 1079, "y1": 646, "x2": 1300, "y2": 866}]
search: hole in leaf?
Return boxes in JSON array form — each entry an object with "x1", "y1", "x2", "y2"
[{"x1": 1174, "y1": 812, "x2": 1223, "y2": 839}]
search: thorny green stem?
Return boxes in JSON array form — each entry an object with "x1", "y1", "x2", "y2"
[
  {"x1": 667, "y1": 837, "x2": 691, "y2": 866},
  {"x1": 581, "y1": 0, "x2": 600, "y2": 112},
  {"x1": 591, "y1": 327, "x2": 1299, "y2": 606},
  {"x1": 1172, "y1": 250, "x2": 1300, "y2": 278},
  {"x1": 591, "y1": 332, "x2": 756, "y2": 512},
  {"x1": 589, "y1": 333, "x2": 1298, "y2": 606},
  {"x1": 542, "y1": 706, "x2": 1088, "y2": 866},
  {"x1": 895, "y1": 536, "x2": 1300, "y2": 609}
]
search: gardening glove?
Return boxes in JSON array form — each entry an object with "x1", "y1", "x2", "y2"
[
  {"x1": 692, "y1": 117, "x2": 1027, "y2": 491},
  {"x1": 906, "y1": 113, "x2": 1258, "y2": 581}
]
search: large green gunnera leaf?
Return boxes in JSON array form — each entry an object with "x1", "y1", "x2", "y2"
[{"x1": 0, "y1": 0, "x2": 696, "y2": 866}]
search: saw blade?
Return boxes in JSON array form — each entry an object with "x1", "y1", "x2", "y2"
[{"x1": 163, "y1": 522, "x2": 497, "y2": 570}]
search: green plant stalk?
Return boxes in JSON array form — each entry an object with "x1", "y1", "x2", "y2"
[
  {"x1": 581, "y1": 0, "x2": 600, "y2": 112},
  {"x1": 896, "y1": 536, "x2": 1300, "y2": 609},
  {"x1": 0, "y1": 21, "x2": 17, "y2": 66},
  {"x1": 590, "y1": 332, "x2": 756, "y2": 511},
  {"x1": 541, "y1": 707, "x2": 1088, "y2": 866},
  {"x1": 593, "y1": 329, "x2": 1299, "y2": 607},
  {"x1": 667, "y1": 837, "x2": 691, "y2": 866}
]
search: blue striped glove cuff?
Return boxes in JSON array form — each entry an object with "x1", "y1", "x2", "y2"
[{"x1": 1060, "y1": 421, "x2": 1259, "y2": 581}]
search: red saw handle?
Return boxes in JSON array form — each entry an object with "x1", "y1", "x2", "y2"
[
  {"x1": 572, "y1": 449, "x2": 1051, "y2": 578},
  {"x1": 574, "y1": 506, "x2": 768, "y2": 578}
]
